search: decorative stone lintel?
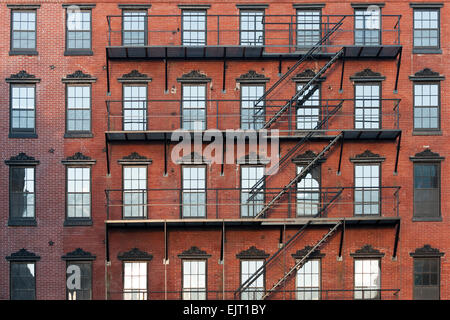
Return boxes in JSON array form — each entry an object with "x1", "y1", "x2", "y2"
[
  {"x1": 118, "y1": 4, "x2": 151, "y2": 9},
  {"x1": 293, "y1": 3, "x2": 325, "y2": 9},
  {"x1": 410, "y1": 148, "x2": 445, "y2": 162},
  {"x1": 62, "y1": 70, "x2": 97, "y2": 83},
  {"x1": 291, "y1": 246, "x2": 325, "y2": 259},
  {"x1": 118, "y1": 152, "x2": 152, "y2": 165},
  {"x1": 236, "y1": 246, "x2": 270, "y2": 259},
  {"x1": 6, "y1": 248, "x2": 41, "y2": 261},
  {"x1": 178, "y1": 246, "x2": 212, "y2": 259},
  {"x1": 7, "y1": 4, "x2": 41, "y2": 9},
  {"x1": 351, "y1": 3, "x2": 385, "y2": 8},
  {"x1": 350, "y1": 150, "x2": 385, "y2": 163},
  {"x1": 62, "y1": 4, "x2": 96, "y2": 9},
  {"x1": 237, "y1": 152, "x2": 270, "y2": 165},
  {"x1": 350, "y1": 69, "x2": 385, "y2": 82},
  {"x1": 62, "y1": 248, "x2": 96, "y2": 261},
  {"x1": 118, "y1": 248, "x2": 153, "y2": 261},
  {"x1": 62, "y1": 152, "x2": 96, "y2": 165},
  {"x1": 118, "y1": 70, "x2": 152, "y2": 83},
  {"x1": 350, "y1": 245, "x2": 385, "y2": 258},
  {"x1": 292, "y1": 150, "x2": 326, "y2": 164},
  {"x1": 6, "y1": 70, "x2": 41, "y2": 83},
  {"x1": 292, "y1": 69, "x2": 326, "y2": 82},
  {"x1": 177, "y1": 70, "x2": 211, "y2": 83},
  {"x1": 5, "y1": 153, "x2": 39, "y2": 166},
  {"x1": 409, "y1": 68, "x2": 445, "y2": 81},
  {"x1": 410, "y1": 3, "x2": 443, "y2": 8},
  {"x1": 236, "y1": 4, "x2": 269, "y2": 9},
  {"x1": 175, "y1": 152, "x2": 210, "y2": 164},
  {"x1": 236, "y1": 70, "x2": 270, "y2": 83},
  {"x1": 410, "y1": 244, "x2": 445, "y2": 257},
  {"x1": 178, "y1": 4, "x2": 211, "y2": 9}
]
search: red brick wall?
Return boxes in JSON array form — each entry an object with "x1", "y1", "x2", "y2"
[{"x1": 0, "y1": 0, "x2": 449, "y2": 300}]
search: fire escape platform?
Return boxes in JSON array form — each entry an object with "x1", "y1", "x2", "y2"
[
  {"x1": 105, "y1": 217, "x2": 400, "y2": 229},
  {"x1": 106, "y1": 45, "x2": 402, "y2": 61}
]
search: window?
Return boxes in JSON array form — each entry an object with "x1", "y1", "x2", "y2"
[
  {"x1": 354, "y1": 164, "x2": 380, "y2": 215},
  {"x1": 354, "y1": 8, "x2": 380, "y2": 45},
  {"x1": 414, "y1": 163, "x2": 440, "y2": 218},
  {"x1": 67, "y1": 262, "x2": 92, "y2": 300},
  {"x1": 240, "y1": 10, "x2": 264, "y2": 46},
  {"x1": 10, "y1": 262, "x2": 36, "y2": 300},
  {"x1": 413, "y1": 9, "x2": 440, "y2": 50},
  {"x1": 11, "y1": 10, "x2": 36, "y2": 52},
  {"x1": 67, "y1": 85, "x2": 91, "y2": 133},
  {"x1": 123, "y1": 166, "x2": 147, "y2": 218},
  {"x1": 66, "y1": 9, "x2": 91, "y2": 51},
  {"x1": 355, "y1": 84, "x2": 380, "y2": 129},
  {"x1": 296, "y1": 260, "x2": 320, "y2": 300},
  {"x1": 182, "y1": 260, "x2": 206, "y2": 300},
  {"x1": 67, "y1": 167, "x2": 90, "y2": 219},
  {"x1": 123, "y1": 85, "x2": 147, "y2": 131},
  {"x1": 182, "y1": 85, "x2": 206, "y2": 130},
  {"x1": 296, "y1": 83, "x2": 320, "y2": 130},
  {"x1": 414, "y1": 258, "x2": 440, "y2": 300},
  {"x1": 297, "y1": 166, "x2": 320, "y2": 216},
  {"x1": 241, "y1": 166, "x2": 264, "y2": 217},
  {"x1": 297, "y1": 10, "x2": 321, "y2": 48},
  {"x1": 413, "y1": 83, "x2": 439, "y2": 131},
  {"x1": 122, "y1": 10, "x2": 147, "y2": 46},
  {"x1": 182, "y1": 166, "x2": 206, "y2": 218},
  {"x1": 10, "y1": 84, "x2": 35, "y2": 134},
  {"x1": 241, "y1": 85, "x2": 265, "y2": 130},
  {"x1": 10, "y1": 167, "x2": 35, "y2": 221},
  {"x1": 241, "y1": 260, "x2": 264, "y2": 300},
  {"x1": 354, "y1": 259, "x2": 380, "y2": 300},
  {"x1": 123, "y1": 262, "x2": 147, "y2": 300},
  {"x1": 182, "y1": 10, "x2": 206, "y2": 46}
]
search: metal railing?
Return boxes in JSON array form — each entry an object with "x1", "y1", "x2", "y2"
[
  {"x1": 106, "y1": 14, "x2": 401, "y2": 52},
  {"x1": 106, "y1": 98, "x2": 401, "y2": 135},
  {"x1": 105, "y1": 186, "x2": 400, "y2": 221},
  {"x1": 106, "y1": 288, "x2": 400, "y2": 300}
]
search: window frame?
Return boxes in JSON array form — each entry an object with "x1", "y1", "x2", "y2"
[
  {"x1": 240, "y1": 83, "x2": 266, "y2": 130},
  {"x1": 65, "y1": 84, "x2": 92, "y2": 135},
  {"x1": 239, "y1": 9, "x2": 265, "y2": 46},
  {"x1": 296, "y1": 164, "x2": 321, "y2": 217},
  {"x1": 122, "y1": 83, "x2": 148, "y2": 131},
  {"x1": 240, "y1": 165, "x2": 266, "y2": 218},
  {"x1": 353, "y1": 82, "x2": 382, "y2": 130},
  {"x1": 353, "y1": 7, "x2": 382, "y2": 46},
  {"x1": 10, "y1": 83, "x2": 37, "y2": 137},
  {"x1": 295, "y1": 81, "x2": 322, "y2": 130},
  {"x1": 10, "y1": 261, "x2": 36, "y2": 300},
  {"x1": 412, "y1": 8, "x2": 441, "y2": 52},
  {"x1": 65, "y1": 8, "x2": 93, "y2": 55},
  {"x1": 296, "y1": 8, "x2": 323, "y2": 50},
  {"x1": 9, "y1": 165, "x2": 36, "y2": 225},
  {"x1": 413, "y1": 257, "x2": 441, "y2": 300},
  {"x1": 296, "y1": 258, "x2": 322, "y2": 300},
  {"x1": 353, "y1": 163, "x2": 381, "y2": 216},
  {"x1": 353, "y1": 258, "x2": 381, "y2": 300},
  {"x1": 122, "y1": 165, "x2": 148, "y2": 219},
  {"x1": 181, "y1": 259, "x2": 208, "y2": 300},
  {"x1": 122, "y1": 261, "x2": 148, "y2": 300},
  {"x1": 9, "y1": 8, "x2": 38, "y2": 55},
  {"x1": 65, "y1": 166, "x2": 92, "y2": 223},
  {"x1": 412, "y1": 81, "x2": 441, "y2": 132},
  {"x1": 239, "y1": 259, "x2": 266, "y2": 300},
  {"x1": 66, "y1": 261, "x2": 93, "y2": 300},
  {"x1": 181, "y1": 9, "x2": 207, "y2": 46},
  {"x1": 181, "y1": 165, "x2": 207, "y2": 218},
  {"x1": 121, "y1": 9, "x2": 148, "y2": 46},
  {"x1": 181, "y1": 83, "x2": 207, "y2": 130},
  {"x1": 413, "y1": 162, "x2": 441, "y2": 220}
]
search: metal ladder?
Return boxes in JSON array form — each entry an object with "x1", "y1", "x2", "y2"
[
  {"x1": 253, "y1": 132, "x2": 343, "y2": 219},
  {"x1": 261, "y1": 220, "x2": 343, "y2": 300}
]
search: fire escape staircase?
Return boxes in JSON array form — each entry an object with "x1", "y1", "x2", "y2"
[{"x1": 234, "y1": 220, "x2": 342, "y2": 300}]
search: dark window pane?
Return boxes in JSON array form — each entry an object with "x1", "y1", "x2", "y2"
[
  {"x1": 414, "y1": 164, "x2": 440, "y2": 217},
  {"x1": 414, "y1": 258, "x2": 440, "y2": 300},
  {"x1": 11, "y1": 262, "x2": 35, "y2": 300},
  {"x1": 67, "y1": 262, "x2": 92, "y2": 300},
  {"x1": 10, "y1": 167, "x2": 35, "y2": 219}
]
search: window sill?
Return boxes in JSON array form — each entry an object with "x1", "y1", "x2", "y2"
[
  {"x1": 64, "y1": 132, "x2": 93, "y2": 138},
  {"x1": 9, "y1": 50, "x2": 38, "y2": 56},
  {"x1": 412, "y1": 217, "x2": 442, "y2": 222},
  {"x1": 9, "y1": 133, "x2": 38, "y2": 139},
  {"x1": 64, "y1": 219, "x2": 93, "y2": 226},
  {"x1": 412, "y1": 131, "x2": 442, "y2": 136},
  {"x1": 8, "y1": 219, "x2": 37, "y2": 226},
  {"x1": 413, "y1": 48, "x2": 442, "y2": 54},
  {"x1": 64, "y1": 50, "x2": 93, "y2": 56}
]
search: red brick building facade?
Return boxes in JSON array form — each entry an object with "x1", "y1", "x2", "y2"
[{"x1": 0, "y1": 0, "x2": 448, "y2": 300}]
